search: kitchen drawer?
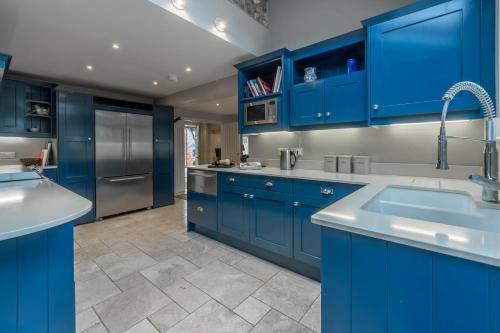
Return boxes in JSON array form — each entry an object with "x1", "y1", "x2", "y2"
[
  {"x1": 293, "y1": 180, "x2": 364, "y2": 207},
  {"x1": 187, "y1": 191, "x2": 217, "y2": 231},
  {"x1": 220, "y1": 173, "x2": 292, "y2": 193}
]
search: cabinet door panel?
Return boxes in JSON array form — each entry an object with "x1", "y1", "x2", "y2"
[
  {"x1": 369, "y1": 0, "x2": 481, "y2": 119},
  {"x1": 153, "y1": 106, "x2": 174, "y2": 207},
  {"x1": 250, "y1": 189, "x2": 293, "y2": 257},
  {"x1": 57, "y1": 92, "x2": 95, "y2": 224},
  {"x1": 291, "y1": 81, "x2": 325, "y2": 126},
  {"x1": 0, "y1": 80, "x2": 25, "y2": 133},
  {"x1": 325, "y1": 71, "x2": 366, "y2": 124},
  {"x1": 218, "y1": 186, "x2": 250, "y2": 241},
  {"x1": 187, "y1": 191, "x2": 217, "y2": 230},
  {"x1": 293, "y1": 202, "x2": 321, "y2": 267}
]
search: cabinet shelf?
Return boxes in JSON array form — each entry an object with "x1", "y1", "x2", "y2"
[
  {"x1": 25, "y1": 100, "x2": 52, "y2": 105},
  {"x1": 25, "y1": 112, "x2": 52, "y2": 119},
  {"x1": 241, "y1": 92, "x2": 282, "y2": 103}
]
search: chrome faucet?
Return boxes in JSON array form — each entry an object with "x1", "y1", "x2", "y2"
[{"x1": 437, "y1": 81, "x2": 500, "y2": 203}]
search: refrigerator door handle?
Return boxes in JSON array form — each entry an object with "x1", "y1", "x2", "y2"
[
  {"x1": 107, "y1": 175, "x2": 146, "y2": 182},
  {"x1": 122, "y1": 128, "x2": 126, "y2": 162},
  {"x1": 128, "y1": 127, "x2": 132, "y2": 161}
]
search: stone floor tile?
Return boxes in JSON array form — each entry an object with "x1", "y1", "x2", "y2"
[
  {"x1": 114, "y1": 271, "x2": 152, "y2": 291},
  {"x1": 81, "y1": 322, "x2": 109, "y2": 333},
  {"x1": 123, "y1": 320, "x2": 159, "y2": 333},
  {"x1": 76, "y1": 308, "x2": 100, "y2": 333},
  {"x1": 250, "y1": 309, "x2": 314, "y2": 333},
  {"x1": 95, "y1": 252, "x2": 157, "y2": 281},
  {"x1": 166, "y1": 300, "x2": 252, "y2": 333},
  {"x1": 162, "y1": 279, "x2": 211, "y2": 313},
  {"x1": 94, "y1": 283, "x2": 172, "y2": 333},
  {"x1": 75, "y1": 274, "x2": 121, "y2": 313},
  {"x1": 300, "y1": 296, "x2": 321, "y2": 333},
  {"x1": 148, "y1": 302, "x2": 188, "y2": 332},
  {"x1": 234, "y1": 256, "x2": 280, "y2": 282},
  {"x1": 185, "y1": 261, "x2": 263, "y2": 309},
  {"x1": 107, "y1": 241, "x2": 141, "y2": 258},
  {"x1": 253, "y1": 271, "x2": 320, "y2": 321},
  {"x1": 233, "y1": 296, "x2": 271, "y2": 325},
  {"x1": 141, "y1": 256, "x2": 199, "y2": 290},
  {"x1": 218, "y1": 250, "x2": 246, "y2": 266},
  {"x1": 75, "y1": 259, "x2": 106, "y2": 283}
]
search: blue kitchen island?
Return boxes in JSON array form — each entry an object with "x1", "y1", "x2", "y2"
[{"x1": 0, "y1": 167, "x2": 92, "y2": 333}]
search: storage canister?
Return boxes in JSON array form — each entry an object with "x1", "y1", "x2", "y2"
[
  {"x1": 353, "y1": 156, "x2": 370, "y2": 175},
  {"x1": 324, "y1": 155, "x2": 337, "y2": 173},
  {"x1": 338, "y1": 155, "x2": 352, "y2": 173}
]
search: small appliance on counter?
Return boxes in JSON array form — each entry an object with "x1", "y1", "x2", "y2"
[
  {"x1": 244, "y1": 97, "x2": 278, "y2": 126},
  {"x1": 208, "y1": 159, "x2": 235, "y2": 168},
  {"x1": 279, "y1": 148, "x2": 298, "y2": 170},
  {"x1": 239, "y1": 162, "x2": 263, "y2": 170},
  {"x1": 324, "y1": 155, "x2": 338, "y2": 173},
  {"x1": 353, "y1": 155, "x2": 370, "y2": 174}
]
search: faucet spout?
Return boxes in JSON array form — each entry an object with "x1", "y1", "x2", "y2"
[{"x1": 436, "y1": 81, "x2": 499, "y2": 203}]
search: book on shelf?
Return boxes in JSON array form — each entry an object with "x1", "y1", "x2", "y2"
[
  {"x1": 244, "y1": 66, "x2": 282, "y2": 98},
  {"x1": 257, "y1": 77, "x2": 272, "y2": 95},
  {"x1": 273, "y1": 66, "x2": 282, "y2": 93},
  {"x1": 246, "y1": 80, "x2": 257, "y2": 97}
]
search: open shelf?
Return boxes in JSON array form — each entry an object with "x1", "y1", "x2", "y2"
[
  {"x1": 240, "y1": 57, "x2": 283, "y2": 99},
  {"x1": 241, "y1": 92, "x2": 282, "y2": 103},
  {"x1": 24, "y1": 84, "x2": 54, "y2": 137}
]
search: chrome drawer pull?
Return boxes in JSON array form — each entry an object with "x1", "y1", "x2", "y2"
[
  {"x1": 197, "y1": 206, "x2": 204, "y2": 213},
  {"x1": 243, "y1": 193, "x2": 249, "y2": 198},
  {"x1": 249, "y1": 194, "x2": 255, "y2": 199},
  {"x1": 265, "y1": 181, "x2": 274, "y2": 187},
  {"x1": 320, "y1": 187, "x2": 334, "y2": 195},
  {"x1": 293, "y1": 201, "x2": 300, "y2": 207},
  {"x1": 228, "y1": 177, "x2": 236, "y2": 183}
]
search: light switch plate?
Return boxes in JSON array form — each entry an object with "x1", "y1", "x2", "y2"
[{"x1": 0, "y1": 152, "x2": 16, "y2": 159}]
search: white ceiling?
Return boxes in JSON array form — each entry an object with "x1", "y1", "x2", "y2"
[{"x1": 0, "y1": 0, "x2": 254, "y2": 98}]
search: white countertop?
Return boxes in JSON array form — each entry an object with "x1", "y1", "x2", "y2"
[
  {"x1": 189, "y1": 165, "x2": 500, "y2": 267},
  {"x1": 0, "y1": 178, "x2": 92, "y2": 241}
]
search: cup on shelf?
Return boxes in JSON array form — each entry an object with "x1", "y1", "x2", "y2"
[
  {"x1": 304, "y1": 67, "x2": 318, "y2": 82},
  {"x1": 346, "y1": 58, "x2": 358, "y2": 73}
]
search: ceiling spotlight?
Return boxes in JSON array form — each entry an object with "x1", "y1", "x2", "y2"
[
  {"x1": 86, "y1": 65, "x2": 93, "y2": 71},
  {"x1": 216, "y1": 103, "x2": 220, "y2": 107},
  {"x1": 214, "y1": 17, "x2": 226, "y2": 32},
  {"x1": 153, "y1": 81, "x2": 159, "y2": 86},
  {"x1": 185, "y1": 67, "x2": 192, "y2": 72},
  {"x1": 171, "y1": 0, "x2": 186, "y2": 10},
  {"x1": 112, "y1": 43, "x2": 120, "y2": 49}
]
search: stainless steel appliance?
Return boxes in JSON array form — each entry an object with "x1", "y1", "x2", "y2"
[
  {"x1": 95, "y1": 110, "x2": 153, "y2": 218},
  {"x1": 279, "y1": 148, "x2": 297, "y2": 170},
  {"x1": 187, "y1": 169, "x2": 217, "y2": 196},
  {"x1": 244, "y1": 97, "x2": 278, "y2": 126}
]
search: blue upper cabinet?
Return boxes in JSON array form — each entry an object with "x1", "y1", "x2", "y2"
[
  {"x1": 153, "y1": 105, "x2": 174, "y2": 208},
  {"x1": 291, "y1": 29, "x2": 368, "y2": 128},
  {"x1": 235, "y1": 49, "x2": 292, "y2": 134},
  {"x1": 0, "y1": 80, "x2": 25, "y2": 134},
  {"x1": 364, "y1": 0, "x2": 495, "y2": 124},
  {"x1": 57, "y1": 91, "x2": 95, "y2": 224}
]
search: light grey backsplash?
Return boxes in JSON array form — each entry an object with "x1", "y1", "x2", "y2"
[
  {"x1": 0, "y1": 137, "x2": 57, "y2": 166},
  {"x1": 248, "y1": 120, "x2": 490, "y2": 179}
]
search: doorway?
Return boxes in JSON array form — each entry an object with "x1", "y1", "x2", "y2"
[{"x1": 184, "y1": 124, "x2": 199, "y2": 192}]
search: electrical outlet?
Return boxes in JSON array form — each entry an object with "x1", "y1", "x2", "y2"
[
  {"x1": 294, "y1": 148, "x2": 304, "y2": 157},
  {"x1": 0, "y1": 152, "x2": 15, "y2": 159}
]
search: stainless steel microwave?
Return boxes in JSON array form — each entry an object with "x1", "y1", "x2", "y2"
[{"x1": 244, "y1": 98, "x2": 278, "y2": 126}]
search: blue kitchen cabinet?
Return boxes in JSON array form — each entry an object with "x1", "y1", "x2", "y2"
[
  {"x1": 153, "y1": 105, "x2": 174, "y2": 208},
  {"x1": 293, "y1": 181, "x2": 364, "y2": 267},
  {"x1": 218, "y1": 185, "x2": 251, "y2": 242},
  {"x1": 57, "y1": 91, "x2": 95, "y2": 224},
  {"x1": 187, "y1": 191, "x2": 217, "y2": 231},
  {"x1": 0, "y1": 80, "x2": 25, "y2": 134},
  {"x1": 324, "y1": 70, "x2": 366, "y2": 124},
  {"x1": 249, "y1": 189, "x2": 293, "y2": 257},
  {"x1": 291, "y1": 80, "x2": 325, "y2": 126},
  {"x1": 365, "y1": 0, "x2": 491, "y2": 124},
  {"x1": 321, "y1": 228, "x2": 500, "y2": 333},
  {"x1": 41, "y1": 167, "x2": 58, "y2": 183}
]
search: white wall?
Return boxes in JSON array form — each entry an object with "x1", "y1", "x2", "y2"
[{"x1": 267, "y1": 0, "x2": 414, "y2": 51}]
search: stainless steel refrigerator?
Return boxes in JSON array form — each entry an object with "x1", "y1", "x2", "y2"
[{"x1": 95, "y1": 110, "x2": 153, "y2": 218}]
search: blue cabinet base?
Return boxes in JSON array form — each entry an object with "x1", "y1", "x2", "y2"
[
  {"x1": 0, "y1": 223, "x2": 75, "y2": 333},
  {"x1": 190, "y1": 223, "x2": 320, "y2": 281}
]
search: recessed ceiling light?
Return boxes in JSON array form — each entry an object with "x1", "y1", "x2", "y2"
[
  {"x1": 112, "y1": 43, "x2": 120, "y2": 49},
  {"x1": 216, "y1": 103, "x2": 220, "y2": 107},
  {"x1": 86, "y1": 65, "x2": 93, "y2": 71},
  {"x1": 171, "y1": 0, "x2": 186, "y2": 10},
  {"x1": 153, "y1": 81, "x2": 159, "y2": 86},
  {"x1": 214, "y1": 17, "x2": 226, "y2": 32},
  {"x1": 185, "y1": 67, "x2": 192, "y2": 72}
]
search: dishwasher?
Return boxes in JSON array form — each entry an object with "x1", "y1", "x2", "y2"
[{"x1": 187, "y1": 169, "x2": 218, "y2": 231}]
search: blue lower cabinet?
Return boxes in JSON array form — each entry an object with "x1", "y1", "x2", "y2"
[
  {"x1": 321, "y1": 228, "x2": 500, "y2": 333},
  {"x1": 0, "y1": 223, "x2": 75, "y2": 333},
  {"x1": 187, "y1": 191, "x2": 217, "y2": 231},
  {"x1": 218, "y1": 185, "x2": 251, "y2": 242},
  {"x1": 249, "y1": 189, "x2": 293, "y2": 257},
  {"x1": 293, "y1": 199, "x2": 322, "y2": 267},
  {"x1": 41, "y1": 168, "x2": 58, "y2": 183}
]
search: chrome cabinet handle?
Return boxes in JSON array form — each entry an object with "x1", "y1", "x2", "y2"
[
  {"x1": 325, "y1": 112, "x2": 331, "y2": 117},
  {"x1": 88, "y1": 137, "x2": 92, "y2": 141},
  {"x1": 197, "y1": 206, "x2": 204, "y2": 213},
  {"x1": 249, "y1": 194, "x2": 255, "y2": 199},
  {"x1": 228, "y1": 177, "x2": 236, "y2": 183},
  {"x1": 372, "y1": 104, "x2": 379, "y2": 111},
  {"x1": 293, "y1": 201, "x2": 300, "y2": 207},
  {"x1": 265, "y1": 181, "x2": 274, "y2": 187},
  {"x1": 320, "y1": 187, "x2": 334, "y2": 195},
  {"x1": 243, "y1": 193, "x2": 249, "y2": 198},
  {"x1": 316, "y1": 113, "x2": 322, "y2": 118}
]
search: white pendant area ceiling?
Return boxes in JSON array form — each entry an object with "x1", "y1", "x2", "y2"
[{"x1": 0, "y1": 0, "x2": 268, "y2": 98}]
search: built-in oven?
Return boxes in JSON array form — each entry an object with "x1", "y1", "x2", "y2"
[{"x1": 244, "y1": 97, "x2": 278, "y2": 126}]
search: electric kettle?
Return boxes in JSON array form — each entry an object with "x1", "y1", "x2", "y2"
[{"x1": 279, "y1": 148, "x2": 297, "y2": 170}]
